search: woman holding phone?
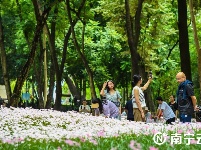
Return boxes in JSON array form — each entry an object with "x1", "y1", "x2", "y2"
[{"x1": 132, "y1": 75, "x2": 152, "y2": 122}]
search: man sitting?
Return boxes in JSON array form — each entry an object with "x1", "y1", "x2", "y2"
[
  {"x1": 79, "y1": 99, "x2": 91, "y2": 113},
  {"x1": 156, "y1": 96, "x2": 176, "y2": 124}
]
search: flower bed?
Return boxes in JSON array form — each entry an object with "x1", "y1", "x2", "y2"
[{"x1": 0, "y1": 107, "x2": 201, "y2": 150}]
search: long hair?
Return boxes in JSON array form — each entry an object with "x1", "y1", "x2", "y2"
[
  {"x1": 132, "y1": 75, "x2": 142, "y2": 87},
  {"x1": 91, "y1": 98, "x2": 103, "y2": 114},
  {"x1": 105, "y1": 80, "x2": 116, "y2": 93}
]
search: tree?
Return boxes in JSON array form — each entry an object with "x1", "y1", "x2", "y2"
[
  {"x1": 66, "y1": 0, "x2": 96, "y2": 99},
  {"x1": 125, "y1": 0, "x2": 155, "y2": 111},
  {"x1": 125, "y1": 0, "x2": 142, "y2": 76},
  {"x1": 10, "y1": 0, "x2": 61, "y2": 106},
  {"x1": 0, "y1": 12, "x2": 12, "y2": 102},
  {"x1": 189, "y1": 0, "x2": 201, "y2": 100},
  {"x1": 177, "y1": 0, "x2": 191, "y2": 80}
]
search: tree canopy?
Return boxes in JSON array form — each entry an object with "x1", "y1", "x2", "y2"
[{"x1": 0, "y1": 0, "x2": 201, "y2": 111}]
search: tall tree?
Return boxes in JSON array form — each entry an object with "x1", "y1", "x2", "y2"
[
  {"x1": 125, "y1": 0, "x2": 141, "y2": 76},
  {"x1": 10, "y1": 0, "x2": 60, "y2": 106},
  {"x1": 66, "y1": 0, "x2": 97, "y2": 99},
  {"x1": 177, "y1": 0, "x2": 191, "y2": 80},
  {"x1": 0, "y1": 13, "x2": 12, "y2": 103},
  {"x1": 125, "y1": 0, "x2": 155, "y2": 111},
  {"x1": 51, "y1": 0, "x2": 86, "y2": 110},
  {"x1": 189, "y1": 0, "x2": 201, "y2": 100}
]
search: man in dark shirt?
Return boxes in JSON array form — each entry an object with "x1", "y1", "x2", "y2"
[
  {"x1": 168, "y1": 95, "x2": 178, "y2": 118},
  {"x1": 125, "y1": 99, "x2": 134, "y2": 121},
  {"x1": 176, "y1": 72, "x2": 198, "y2": 123}
]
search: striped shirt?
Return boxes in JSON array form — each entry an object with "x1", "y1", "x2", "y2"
[{"x1": 132, "y1": 86, "x2": 146, "y2": 108}]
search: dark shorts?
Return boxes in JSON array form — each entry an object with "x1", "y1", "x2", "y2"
[{"x1": 166, "y1": 117, "x2": 175, "y2": 124}]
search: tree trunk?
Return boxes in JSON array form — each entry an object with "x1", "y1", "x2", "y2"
[
  {"x1": 125, "y1": 0, "x2": 141, "y2": 76},
  {"x1": 189, "y1": 0, "x2": 201, "y2": 101},
  {"x1": 64, "y1": 76, "x2": 80, "y2": 98},
  {"x1": 43, "y1": 28, "x2": 47, "y2": 108},
  {"x1": 16, "y1": 0, "x2": 31, "y2": 49},
  {"x1": 46, "y1": 58, "x2": 55, "y2": 109},
  {"x1": 177, "y1": 0, "x2": 191, "y2": 80},
  {"x1": 125, "y1": 0, "x2": 155, "y2": 111},
  {"x1": 66, "y1": 0, "x2": 96, "y2": 99},
  {"x1": 36, "y1": 73, "x2": 44, "y2": 109},
  {"x1": 35, "y1": 37, "x2": 45, "y2": 109},
  {"x1": 41, "y1": 0, "x2": 86, "y2": 110},
  {"x1": 0, "y1": 15, "x2": 12, "y2": 103},
  {"x1": 10, "y1": 0, "x2": 54, "y2": 106},
  {"x1": 83, "y1": 79, "x2": 86, "y2": 98},
  {"x1": 54, "y1": 76, "x2": 62, "y2": 110}
]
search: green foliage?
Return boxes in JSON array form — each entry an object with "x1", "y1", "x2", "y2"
[
  {"x1": 65, "y1": 18, "x2": 127, "y2": 89},
  {"x1": 1, "y1": 0, "x2": 201, "y2": 105}
]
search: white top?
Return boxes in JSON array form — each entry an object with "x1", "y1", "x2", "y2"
[
  {"x1": 132, "y1": 86, "x2": 146, "y2": 108},
  {"x1": 158, "y1": 101, "x2": 175, "y2": 120},
  {"x1": 79, "y1": 105, "x2": 91, "y2": 113}
]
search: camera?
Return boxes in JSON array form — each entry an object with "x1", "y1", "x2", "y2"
[
  {"x1": 149, "y1": 71, "x2": 152, "y2": 78},
  {"x1": 196, "y1": 106, "x2": 201, "y2": 122}
]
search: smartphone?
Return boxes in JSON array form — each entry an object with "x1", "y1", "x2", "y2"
[{"x1": 149, "y1": 71, "x2": 152, "y2": 78}]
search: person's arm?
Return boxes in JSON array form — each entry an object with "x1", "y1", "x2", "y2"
[
  {"x1": 186, "y1": 84, "x2": 198, "y2": 111},
  {"x1": 175, "y1": 110, "x2": 178, "y2": 119},
  {"x1": 119, "y1": 105, "x2": 121, "y2": 114},
  {"x1": 191, "y1": 96, "x2": 198, "y2": 110},
  {"x1": 158, "y1": 103, "x2": 165, "y2": 119},
  {"x1": 134, "y1": 88, "x2": 144, "y2": 118},
  {"x1": 116, "y1": 91, "x2": 122, "y2": 113},
  {"x1": 157, "y1": 109, "x2": 163, "y2": 119},
  {"x1": 174, "y1": 103, "x2": 178, "y2": 119},
  {"x1": 156, "y1": 104, "x2": 162, "y2": 119},
  {"x1": 79, "y1": 105, "x2": 82, "y2": 112},
  {"x1": 141, "y1": 78, "x2": 152, "y2": 91},
  {"x1": 100, "y1": 82, "x2": 107, "y2": 96},
  {"x1": 86, "y1": 105, "x2": 91, "y2": 113},
  {"x1": 158, "y1": 109, "x2": 163, "y2": 117}
]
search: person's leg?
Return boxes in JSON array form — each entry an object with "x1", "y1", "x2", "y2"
[
  {"x1": 171, "y1": 117, "x2": 175, "y2": 123},
  {"x1": 184, "y1": 115, "x2": 191, "y2": 122},
  {"x1": 166, "y1": 119, "x2": 170, "y2": 124},
  {"x1": 180, "y1": 114, "x2": 184, "y2": 123},
  {"x1": 166, "y1": 117, "x2": 175, "y2": 124},
  {"x1": 134, "y1": 108, "x2": 142, "y2": 121},
  {"x1": 127, "y1": 118, "x2": 134, "y2": 121},
  {"x1": 134, "y1": 108, "x2": 145, "y2": 122}
]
